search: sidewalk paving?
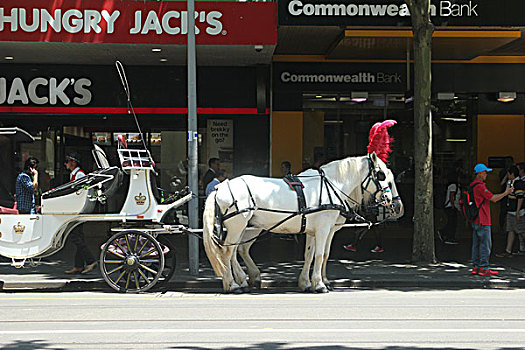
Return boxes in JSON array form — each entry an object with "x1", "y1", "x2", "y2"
[
  {"x1": 1, "y1": 232, "x2": 525, "y2": 292},
  {"x1": 2, "y1": 256, "x2": 525, "y2": 292}
]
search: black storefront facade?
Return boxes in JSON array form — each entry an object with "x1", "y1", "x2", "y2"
[
  {"x1": 272, "y1": 0, "x2": 525, "y2": 226},
  {"x1": 0, "y1": 64, "x2": 271, "y2": 201}
]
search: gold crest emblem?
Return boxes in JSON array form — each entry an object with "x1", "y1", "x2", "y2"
[
  {"x1": 134, "y1": 193, "x2": 146, "y2": 205},
  {"x1": 14, "y1": 222, "x2": 25, "y2": 234}
]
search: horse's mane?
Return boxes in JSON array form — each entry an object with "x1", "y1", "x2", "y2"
[
  {"x1": 319, "y1": 156, "x2": 366, "y2": 207},
  {"x1": 367, "y1": 120, "x2": 397, "y2": 163}
]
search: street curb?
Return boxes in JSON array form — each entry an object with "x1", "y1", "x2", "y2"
[{"x1": 2, "y1": 277, "x2": 525, "y2": 292}]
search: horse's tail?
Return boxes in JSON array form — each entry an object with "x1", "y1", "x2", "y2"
[{"x1": 202, "y1": 191, "x2": 226, "y2": 277}]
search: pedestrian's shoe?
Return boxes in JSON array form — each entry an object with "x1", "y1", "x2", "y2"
[
  {"x1": 343, "y1": 244, "x2": 357, "y2": 252},
  {"x1": 370, "y1": 246, "x2": 384, "y2": 253},
  {"x1": 471, "y1": 266, "x2": 479, "y2": 275},
  {"x1": 65, "y1": 267, "x2": 82, "y2": 274},
  {"x1": 495, "y1": 251, "x2": 513, "y2": 258},
  {"x1": 516, "y1": 250, "x2": 525, "y2": 256},
  {"x1": 444, "y1": 240, "x2": 459, "y2": 245},
  {"x1": 477, "y1": 267, "x2": 499, "y2": 276},
  {"x1": 81, "y1": 262, "x2": 98, "y2": 274}
]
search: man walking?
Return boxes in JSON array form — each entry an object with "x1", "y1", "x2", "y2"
[
  {"x1": 470, "y1": 163, "x2": 513, "y2": 276},
  {"x1": 64, "y1": 152, "x2": 97, "y2": 274},
  {"x1": 201, "y1": 158, "x2": 220, "y2": 192}
]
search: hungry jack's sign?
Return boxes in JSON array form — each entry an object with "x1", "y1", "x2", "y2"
[{"x1": 0, "y1": 0, "x2": 277, "y2": 45}]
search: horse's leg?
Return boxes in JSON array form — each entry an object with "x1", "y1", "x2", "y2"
[
  {"x1": 220, "y1": 218, "x2": 253, "y2": 293},
  {"x1": 298, "y1": 234, "x2": 314, "y2": 292},
  {"x1": 321, "y1": 226, "x2": 338, "y2": 291},
  {"x1": 311, "y1": 225, "x2": 331, "y2": 293},
  {"x1": 237, "y1": 229, "x2": 262, "y2": 289},
  {"x1": 217, "y1": 244, "x2": 243, "y2": 293},
  {"x1": 231, "y1": 245, "x2": 250, "y2": 291}
]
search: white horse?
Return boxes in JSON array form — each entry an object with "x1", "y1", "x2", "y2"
[
  {"x1": 228, "y1": 166, "x2": 403, "y2": 294},
  {"x1": 203, "y1": 153, "x2": 403, "y2": 293}
]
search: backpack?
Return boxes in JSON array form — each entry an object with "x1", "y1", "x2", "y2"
[{"x1": 459, "y1": 182, "x2": 484, "y2": 222}]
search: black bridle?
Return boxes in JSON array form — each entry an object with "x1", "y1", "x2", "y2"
[{"x1": 360, "y1": 155, "x2": 393, "y2": 210}]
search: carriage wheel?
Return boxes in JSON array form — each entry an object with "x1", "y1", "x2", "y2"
[
  {"x1": 100, "y1": 230, "x2": 165, "y2": 293},
  {"x1": 156, "y1": 235, "x2": 177, "y2": 288}
]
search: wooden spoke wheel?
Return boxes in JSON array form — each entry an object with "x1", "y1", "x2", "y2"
[{"x1": 100, "y1": 230, "x2": 165, "y2": 293}]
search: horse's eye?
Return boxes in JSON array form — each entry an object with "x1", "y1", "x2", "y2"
[{"x1": 376, "y1": 170, "x2": 386, "y2": 181}]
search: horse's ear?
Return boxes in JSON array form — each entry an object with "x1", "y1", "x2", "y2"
[{"x1": 370, "y1": 152, "x2": 377, "y2": 163}]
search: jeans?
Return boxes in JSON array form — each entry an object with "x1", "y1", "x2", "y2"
[{"x1": 471, "y1": 224, "x2": 491, "y2": 269}]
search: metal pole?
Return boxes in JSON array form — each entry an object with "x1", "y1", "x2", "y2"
[{"x1": 187, "y1": 0, "x2": 199, "y2": 275}]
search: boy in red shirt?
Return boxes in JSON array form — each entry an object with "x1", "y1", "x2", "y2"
[{"x1": 471, "y1": 163, "x2": 513, "y2": 276}]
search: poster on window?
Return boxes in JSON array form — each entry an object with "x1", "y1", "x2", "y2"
[{"x1": 207, "y1": 119, "x2": 233, "y2": 176}]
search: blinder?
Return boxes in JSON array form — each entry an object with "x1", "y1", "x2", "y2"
[{"x1": 375, "y1": 170, "x2": 386, "y2": 181}]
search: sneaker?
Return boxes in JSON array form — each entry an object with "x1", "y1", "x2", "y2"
[
  {"x1": 370, "y1": 246, "x2": 384, "y2": 253},
  {"x1": 436, "y1": 230, "x2": 444, "y2": 242},
  {"x1": 495, "y1": 251, "x2": 513, "y2": 258},
  {"x1": 343, "y1": 244, "x2": 357, "y2": 252},
  {"x1": 477, "y1": 267, "x2": 499, "y2": 276},
  {"x1": 444, "y1": 240, "x2": 459, "y2": 245},
  {"x1": 471, "y1": 267, "x2": 479, "y2": 275},
  {"x1": 516, "y1": 251, "x2": 525, "y2": 256}
]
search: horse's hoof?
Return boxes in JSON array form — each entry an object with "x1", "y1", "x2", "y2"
[
  {"x1": 303, "y1": 286, "x2": 313, "y2": 293},
  {"x1": 242, "y1": 286, "x2": 251, "y2": 293},
  {"x1": 231, "y1": 288, "x2": 244, "y2": 294},
  {"x1": 315, "y1": 286, "x2": 329, "y2": 293},
  {"x1": 250, "y1": 280, "x2": 261, "y2": 289},
  {"x1": 326, "y1": 284, "x2": 334, "y2": 291}
]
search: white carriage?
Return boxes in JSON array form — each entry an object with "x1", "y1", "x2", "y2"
[{"x1": 0, "y1": 141, "x2": 192, "y2": 293}]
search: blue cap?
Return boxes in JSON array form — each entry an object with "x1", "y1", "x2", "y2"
[{"x1": 474, "y1": 163, "x2": 492, "y2": 173}]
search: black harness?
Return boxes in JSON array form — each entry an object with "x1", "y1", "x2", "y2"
[{"x1": 213, "y1": 156, "x2": 394, "y2": 246}]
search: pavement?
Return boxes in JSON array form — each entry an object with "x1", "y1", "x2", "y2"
[{"x1": 1, "y1": 225, "x2": 525, "y2": 292}]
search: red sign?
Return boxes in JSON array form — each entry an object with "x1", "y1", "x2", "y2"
[{"x1": 0, "y1": 0, "x2": 277, "y2": 45}]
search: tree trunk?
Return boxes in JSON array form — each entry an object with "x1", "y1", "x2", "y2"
[{"x1": 406, "y1": 0, "x2": 436, "y2": 263}]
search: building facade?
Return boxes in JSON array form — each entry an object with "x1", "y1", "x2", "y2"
[
  {"x1": 272, "y1": 0, "x2": 525, "y2": 223},
  {"x1": 1, "y1": 0, "x2": 525, "y2": 226},
  {"x1": 0, "y1": 0, "x2": 276, "y2": 203}
]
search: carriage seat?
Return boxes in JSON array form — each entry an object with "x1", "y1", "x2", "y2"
[
  {"x1": 42, "y1": 167, "x2": 123, "y2": 200},
  {"x1": 0, "y1": 202, "x2": 18, "y2": 214}
]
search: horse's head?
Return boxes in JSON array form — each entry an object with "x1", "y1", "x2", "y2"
[
  {"x1": 363, "y1": 153, "x2": 403, "y2": 219},
  {"x1": 384, "y1": 167, "x2": 404, "y2": 219}
]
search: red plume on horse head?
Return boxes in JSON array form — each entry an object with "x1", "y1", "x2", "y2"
[{"x1": 367, "y1": 119, "x2": 397, "y2": 163}]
